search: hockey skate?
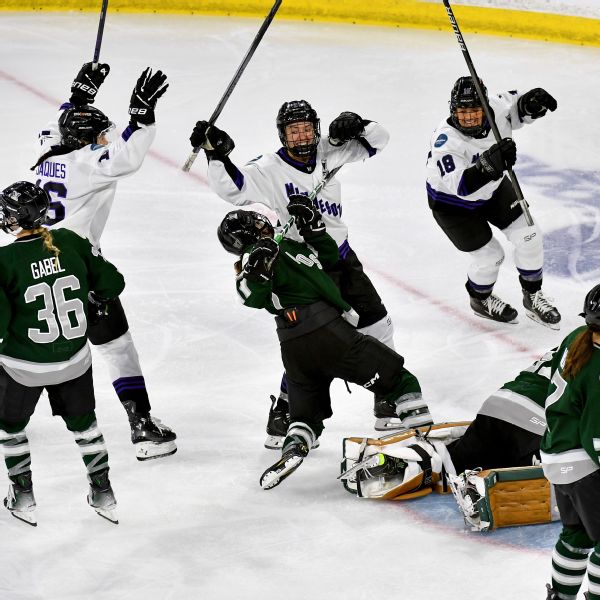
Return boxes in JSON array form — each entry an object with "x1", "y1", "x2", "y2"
[
  {"x1": 260, "y1": 437, "x2": 309, "y2": 490},
  {"x1": 523, "y1": 290, "x2": 561, "y2": 330},
  {"x1": 264, "y1": 395, "x2": 290, "y2": 450},
  {"x1": 87, "y1": 469, "x2": 118, "y2": 524},
  {"x1": 4, "y1": 471, "x2": 37, "y2": 526},
  {"x1": 374, "y1": 394, "x2": 433, "y2": 431},
  {"x1": 470, "y1": 294, "x2": 518, "y2": 324},
  {"x1": 545, "y1": 584, "x2": 560, "y2": 600},
  {"x1": 374, "y1": 397, "x2": 408, "y2": 431},
  {"x1": 449, "y1": 469, "x2": 488, "y2": 531},
  {"x1": 124, "y1": 401, "x2": 177, "y2": 461}
]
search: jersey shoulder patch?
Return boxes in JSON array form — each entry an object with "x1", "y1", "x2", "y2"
[{"x1": 434, "y1": 133, "x2": 448, "y2": 148}]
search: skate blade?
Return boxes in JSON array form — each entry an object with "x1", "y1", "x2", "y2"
[
  {"x1": 9, "y1": 508, "x2": 37, "y2": 526},
  {"x1": 472, "y1": 311, "x2": 518, "y2": 325},
  {"x1": 338, "y1": 453, "x2": 383, "y2": 481},
  {"x1": 135, "y1": 440, "x2": 177, "y2": 461},
  {"x1": 94, "y1": 507, "x2": 119, "y2": 524},
  {"x1": 524, "y1": 310, "x2": 561, "y2": 330},
  {"x1": 264, "y1": 434, "x2": 284, "y2": 450},
  {"x1": 260, "y1": 455, "x2": 304, "y2": 490},
  {"x1": 374, "y1": 417, "x2": 408, "y2": 431}
]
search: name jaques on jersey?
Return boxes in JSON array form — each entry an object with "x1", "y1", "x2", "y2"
[
  {"x1": 426, "y1": 91, "x2": 536, "y2": 208},
  {"x1": 33, "y1": 107, "x2": 155, "y2": 248},
  {"x1": 207, "y1": 121, "x2": 390, "y2": 247}
]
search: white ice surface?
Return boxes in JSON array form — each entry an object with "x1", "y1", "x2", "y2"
[{"x1": 0, "y1": 12, "x2": 599, "y2": 600}]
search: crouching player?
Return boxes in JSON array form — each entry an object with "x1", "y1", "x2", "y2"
[
  {"x1": 217, "y1": 194, "x2": 433, "y2": 490},
  {"x1": 341, "y1": 348, "x2": 559, "y2": 532},
  {"x1": 0, "y1": 182, "x2": 124, "y2": 525}
]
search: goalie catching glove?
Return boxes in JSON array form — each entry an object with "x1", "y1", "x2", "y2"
[
  {"x1": 287, "y1": 194, "x2": 325, "y2": 239},
  {"x1": 128, "y1": 67, "x2": 169, "y2": 126},
  {"x1": 70, "y1": 62, "x2": 110, "y2": 107}
]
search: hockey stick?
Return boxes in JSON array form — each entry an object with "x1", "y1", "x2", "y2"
[
  {"x1": 92, "y1": 0, "x2": 109, "y2": 70},
  {"x1": 274, "y1": 165, "x2": 342, "y2": 244},
  {"x1": 442, "y1": 0, "x2": 534, "y2": 226},
  {"x1": 182, "y1": 0, "x2": 283, "y2": 172}
]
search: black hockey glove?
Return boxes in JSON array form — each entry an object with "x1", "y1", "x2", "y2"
[
  {"x1": 518, "y1": 88, "x2": 557, "y2": 119},
  {"x1": 190, "y1": 120, "x2": 235, "y2": 159},
  {"x1": 128, "y1": 67, "x2": 169, "y2": 126},
  {"x1": 329, "y1": 112, "x2": 365, "y2": 144},
  {"x1": 243, "y1": 238, "x2": 279, "y2": 283},
  {"x1": 476, "y1": 137, "x2": 517, "y2": 181},
  {"x1": 87, "y1": 291, "x2": 112, "y2": 327},
  {"x1": 287, "y1": 194, "x2": 325, "y2": 240},
  {"x1": 70, "y1": 62, "x2": 110, "y2": 107}
]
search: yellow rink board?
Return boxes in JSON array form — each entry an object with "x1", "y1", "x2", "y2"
[{"x1": 1, "y1": 0, "x2": 599, "y2": 47}]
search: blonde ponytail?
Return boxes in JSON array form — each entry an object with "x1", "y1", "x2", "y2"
[{"x1": 37, "y1": 228, "x2": 60, "y2": 257}]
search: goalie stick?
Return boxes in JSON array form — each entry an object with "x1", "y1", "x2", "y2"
[
  {"x1": 92, "y1": 0, "x2": 109, "y2": 70},
  {"x1": 442, "y1": 0, "x2": 534, "y2": 226},
  {"x1": 182, "y1": 0, "x2": 283, "y2": 172}
]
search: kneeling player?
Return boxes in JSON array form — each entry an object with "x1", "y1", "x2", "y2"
[
  {"x1": 0, "y1": 182, "x2": 124, "y2": 525},
  {"x1": 217, "y1": 196, "x2": 433, "y2": 490}
]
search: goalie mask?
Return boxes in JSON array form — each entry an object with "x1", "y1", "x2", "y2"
[
  {"x1": 450, "y1": 76, "x2": 489, "y2": 137},
  {"x1": 218, "y1": 210, "x2": 274, "y2": 255},
  {"x1": 59, "y1": 105, "x2": 114, "y2": 149},
  {"x1": 0, "y1": 181, "x2": 50, "y2": 234},
  {"x1": 581, "y1": 284, "x2": 600, "y2": 329},
  {"x1": 276, "y1": 100, "x2": 321, "y2": 158}
]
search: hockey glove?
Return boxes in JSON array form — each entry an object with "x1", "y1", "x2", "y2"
[
  {"x1": 518, "y1": 88, "x2": 557, "y2": 119},
  {"x1": 128, "y1": 67, "x2": 169, "y2": 126},
  {"x1": 329, "y1": 112, "x2": 365, "y2": 144},
  {"x1": 287, "y1": 194, "x2": 325, "y2": 239},
  {"x1": 243, "y1": 238, "x2": 279, "y2": 283},
  {"x1": 190, "y1": 120, "x2": 235, "y2": 159},
  {"x1": 70, "y1": 62, "x2": 110, "y2": 107},
  {"x1": 87, "y1": 291, "x2": 112, "y2": 327},
  {"x1": 476, "y1": 138, "x2": 517, "y2": 181}
]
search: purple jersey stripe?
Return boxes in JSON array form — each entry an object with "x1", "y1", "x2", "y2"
[{"x1": 426, "y1": 183, "x2": 487, "y2": 210}]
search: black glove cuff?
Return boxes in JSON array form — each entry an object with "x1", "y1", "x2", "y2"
[{"x1": 69, "y1": 93, "x2": 89, "y2": 107}]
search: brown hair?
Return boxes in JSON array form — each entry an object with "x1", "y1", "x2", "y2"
[
  {"x1": 563, "y1": 328, "x2": 595, "y2": 380},
  {"x1": 36, "y1": 228, "x2": 60, "y2": 257}
]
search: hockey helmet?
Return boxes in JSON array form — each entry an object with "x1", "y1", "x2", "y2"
[
  {"x1": 218, "y1": 210, "x2": 274, "y2": 255},
  {"x1": 0, "y1": 181, "x2": 50, "y2": 233},
  {"x1": 580, "y1": 284, "x2": 600, "y2": 329},
  {"x1": 276, "y1": 100, "x2": 321, "y2": 158},
  {"x1": 450, "y1": 76, "x2": 488, "y2": 136},
  {"x1": 59, "y1": 105, "x2": 113, "y2": 149}
]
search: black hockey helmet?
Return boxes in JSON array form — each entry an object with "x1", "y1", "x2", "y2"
[
  {"x1": 218, "y1": 210, "x2": 274, "y2": 255},
  {"x1": 59, "y1": 105, "x2": 113, "y2": 149},
  {"x1": 450, "y1": 76, "x2": 489, "y2": 136},
  {"x1": 0, "y1": 181, "x2": 50, "y2": 233},
  {"x1": 580, "y1": 284, "x2": 600, "y2": 329},
  {"x1": 276, "y1": 100, "x2": 321, "y2": 158}
]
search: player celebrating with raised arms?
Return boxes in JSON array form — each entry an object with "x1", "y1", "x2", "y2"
[
  {"x1": 191, "y1": 100, "x2": 408, "y2": 445},
  {"x1": 426, "y1": 77, "x2": 560, "y2": 328},
  {"x1": 541, "y1": 285, "x2": 600, "y2": 600},
  {"x1": 0, "y1": 181, "x2": 125, "y2": 525},
  {"x1": 217, "y1": 196, "x2": 432, "y2": 490},
  {"x1": 31, "y1": 62, "x2": 176, "y2": 461}
]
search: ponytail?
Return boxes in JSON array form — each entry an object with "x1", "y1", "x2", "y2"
[
  {"x1": 38, "y1": 228, "x2": 60, "y2": 257},
  {"x1": 563, "y1": 328, "x2": 595, "y2": 380}
]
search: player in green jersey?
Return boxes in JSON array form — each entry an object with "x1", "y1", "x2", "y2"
[
  {"x1": 541, "y1": 285, "x2": 600, "y2": 600},
  {"x1": 217, "y1": 195, "x2": 432, "y2": 490},
  {"x1": 0, "y1": 181, "x2": 125, "y2": 525}
]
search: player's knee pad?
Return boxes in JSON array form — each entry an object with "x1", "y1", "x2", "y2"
[
  {"x1": 467, "y1": 237, "x2": 505, "y2": 285},
  {"x1": 93, "y1": 331, "x2": 143, "y2": 379},
  {"x1": 358, "y1": 314, "x2": 395, "y2": 351},
  {"x1": 502, "y1": 216, "x2": 543, "y2": 271}
]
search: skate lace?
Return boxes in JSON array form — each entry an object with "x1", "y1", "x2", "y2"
[
  {"x1": 530, "y1": 291, "x2": 555, "y2": 314},
  {"x1": 485, "y1": 294, "x2": 508, "y2": 316}
]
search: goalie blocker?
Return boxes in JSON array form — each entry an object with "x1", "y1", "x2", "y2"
[{"x1": 340, "y1": 423, "x2": 559, "y2": 531}]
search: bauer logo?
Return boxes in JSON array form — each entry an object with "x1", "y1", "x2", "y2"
[{"x1": 434, "y1": 134, "x2": 448, "y2": 148}]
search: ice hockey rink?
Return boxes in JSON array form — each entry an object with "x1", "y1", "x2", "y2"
[{"x1": 0, "y1": 9, "x2": 599, "y2": 599}]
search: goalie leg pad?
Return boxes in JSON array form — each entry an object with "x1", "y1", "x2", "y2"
[{"x1": 451, "y1": 466, "x2": 559, "y2": 531}]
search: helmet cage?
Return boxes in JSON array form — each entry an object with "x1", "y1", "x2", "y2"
[
  {"x1": 276, "y1": 100, "x2": 321, "y2": 158},
  {"x1": 450, "y1": 77, "x2": 488, "y2": 136},
  {"x1": 218, "y1": 210, "x2": 274, "y2": 255}
]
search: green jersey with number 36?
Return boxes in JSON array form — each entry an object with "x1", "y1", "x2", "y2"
[{"x1": 0, "y1": 228, "x2": 124, "y2": 386}]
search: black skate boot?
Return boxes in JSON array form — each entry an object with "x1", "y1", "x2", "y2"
[
  {"x1": 265, "y1": 395, "x2": 290, "y2": 450},
  {"x1": 260, "y1": 435, "x2": 309, "y2": 490},
  {"x1": 470, "y1": 294, "x2": 518, "y2": 324},
  {"x1": 123, "y1": 401, "x2": 177, "y2": 461},
  {"x1": 88, "y1": 468, "x2": 118, "y2": 524},
  {"x1": 4, "y1": 471, "x2": 37, "y2": 526},
  {"x1": 545, "y1": 584, "x2": 561, "y2": 599},
  {"x1": 374, "y1": 393, "x2": 433, "y2": 431},
  {"x1": 523, "y1": 290, "x2": 561, "y2": 330}
]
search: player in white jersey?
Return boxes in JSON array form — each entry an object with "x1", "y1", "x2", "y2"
[
  {"x1": 31, "y1": 62, "x2": 176, "y2": 461},
  {"x1": 426, "y1": 76, "x2": 561, "y2": 328},
  {"x1": 189, "y1": 101, "x2": 406, "y2": 444}
]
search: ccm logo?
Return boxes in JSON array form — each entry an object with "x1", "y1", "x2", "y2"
[{"x1": 560, "y1": 466, "x2": 574, "y2": 474}]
